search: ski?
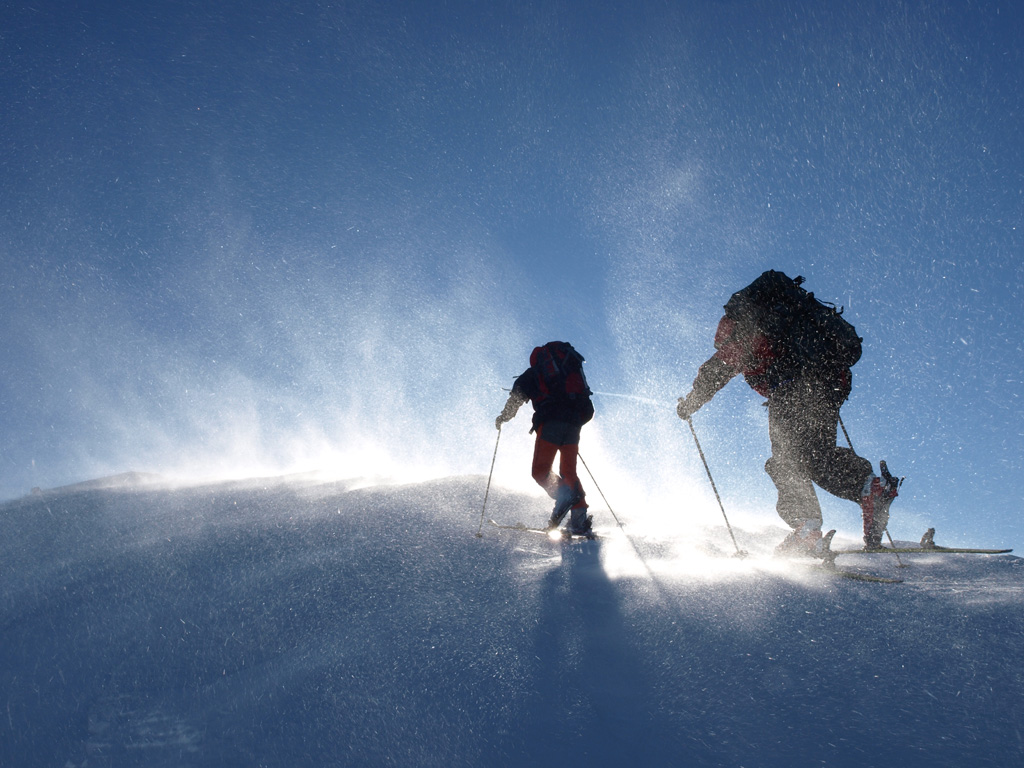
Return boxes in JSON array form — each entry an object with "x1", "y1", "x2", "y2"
[
  {"x1": 917, "y1": 527, "x2": 1012, "y2": 553},
  {"x1": 829, "y1": 528, "x2": 1012, "y2": 557},
  {"x1": 776, "y1": 531, "x2": 902, "y2": 582},
  {"x1": 488, "y1": 519, "x2": 600, "y2": 541},
  {"x1": 832, "y1": 546, "x2": 1013, "y2": 555}
]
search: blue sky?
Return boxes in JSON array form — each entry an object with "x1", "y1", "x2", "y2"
[{"x1": 1, "y1": 1, "x2": 1022, "y2": 547}]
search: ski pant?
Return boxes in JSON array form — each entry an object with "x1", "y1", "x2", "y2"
[
  {"x1": 531, "y1": 422, "x2": 586, "y2": 511},
  {"x1": 764, "y1": 376, "x2": 872, "y2": 531}
]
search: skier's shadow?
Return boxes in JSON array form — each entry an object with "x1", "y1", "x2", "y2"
[{"x1": 504, "y1": 539, "x2": 676, "y2": 761}]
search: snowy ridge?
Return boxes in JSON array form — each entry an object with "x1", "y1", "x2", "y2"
[{"x1": 2, "y1": 474, "x2": 1022, "y2": 767}]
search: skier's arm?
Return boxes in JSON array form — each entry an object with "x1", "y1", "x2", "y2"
[
  {"x1": 677, "y1": 355, "x2": 737, "y2": 420},
  {"x1": 677, "y1": 314, "x2": 749, "y2": 420},
  {"x1": 495, "y1": 373, "x2": 532, "y2": 429}
]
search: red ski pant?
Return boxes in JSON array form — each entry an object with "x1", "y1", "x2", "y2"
[{"x1": 531, "y1": 431, "x2": 586, "y2": 508}]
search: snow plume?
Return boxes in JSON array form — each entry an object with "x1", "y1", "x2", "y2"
[
  {"x1": 1, "y1": 208, "x2": 536, "y2": 498},
  {"x1": 2, "y1": 147, "x2": 775, "y2": 533}
]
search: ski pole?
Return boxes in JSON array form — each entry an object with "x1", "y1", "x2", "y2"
[
  {"x1": 578, "y1": 453, "x2": 624, "y2": 530},
  {"x1": 838, "y1": 413, "x2": 855, "y2": 454},
  {"x1": 475, "y1": 425, "x2": 502, "y2": 538},
  {"x1": 578, "y1": 453, "x2": 652, "y2": 567},
  {"x1": 838, "y1": 414, "x2": 904, "y2": 566},
  {"x1": 685, "y1": 417, "x2": 746, "y2": 557}
]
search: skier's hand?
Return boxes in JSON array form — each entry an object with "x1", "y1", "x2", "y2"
[
  {"x1": 676, "y1": 396, "x2": 696, "y2": 421},
  {"x1": 495, "y1": 415, "x2": 507, "y2": 430}
]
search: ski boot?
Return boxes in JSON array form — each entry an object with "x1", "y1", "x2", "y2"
[
  {"x1": 565, "y1": 506, "x2": 594, "y2": 538},
  {"x1": 545, "y1": 484, "x2": 582, "y2": 531},
  {"x1": 775, "y1": 520, "x2": 832, "y2": 558},
  {"x1": 861, "y1": 461, "x2": 902, "y2": 549}
]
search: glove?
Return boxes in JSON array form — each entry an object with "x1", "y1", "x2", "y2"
[
  {"x1": 676, "y1": 395, "x2": 697, "y2": 421},
  {"x1": 495, "y1": 415, "x2": 507, "y2": 430}
]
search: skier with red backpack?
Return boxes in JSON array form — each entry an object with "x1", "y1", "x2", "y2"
[
  {"x1": 495, "y1": 341, "x2": 596, "y2": 537},
  {"x1": 675, "y1": 271, "x2": 901, "y2": 554}
]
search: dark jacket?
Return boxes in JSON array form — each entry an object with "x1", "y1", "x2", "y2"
[{"x1": 686, "y1": 313, "x2": 851, "y2": 413}]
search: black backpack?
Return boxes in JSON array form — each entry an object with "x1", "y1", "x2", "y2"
[
  {"x1": 529, "y1": 341, "x2": 594, "y2": 422},
  {"x1": 723, "y1": 270, "x2": 862, "y2": 370}
]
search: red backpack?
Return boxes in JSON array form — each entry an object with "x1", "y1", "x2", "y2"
[{"x1": 529, "y1": 341, "x2": 592, "y2": 407}]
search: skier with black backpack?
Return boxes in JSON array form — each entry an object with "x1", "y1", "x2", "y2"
[
  {"x1": 495, "y1": 341, "x2": 596, "y2": 537},
  {"x1": 675, "y1": 271, "x2": 900, "y2": 554}
]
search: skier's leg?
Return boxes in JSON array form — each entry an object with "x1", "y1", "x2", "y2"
[
  {"x1": 804, "y1": 413, "x2": 872, "y2": 504},
  {"x1": 539, "y1": 441, "x2": 581, "y2": 529},
  {"x1": 796, "y1": 375, "x2": 872, "y2": 502},
  {"x1": 530, "y1": 431, "x2": 561, "y2": 500},
  {"x1": 859, "y1": 462, "x2": 900, "y2": 548},
  {"x1": 555, "y1": 442, "x2": 590, "y2": 532},
  {"x1": 765, "y1": 454, "x2": 821, "y2": 530},
  {"x1": 556, "y1": 441, "x2": 583, "y2": 502},
  {"x1": 767, "y1": 388, "x2": 823, "y2": 532},
  {"x1": 796, "y1": 375, "x2": 895, "y2": 546}
]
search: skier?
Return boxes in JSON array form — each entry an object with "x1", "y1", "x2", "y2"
[
  {"x1": 675, "y1": 271, "x2": 900, "y2": 554},
  {"x1": 495, "y1": 341, "x2": 595, "y2": 537}
]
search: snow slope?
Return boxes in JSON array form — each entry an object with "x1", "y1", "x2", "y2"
[{"x1": 2, "y1": 474, "x2": 1022, "y2": 767}]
